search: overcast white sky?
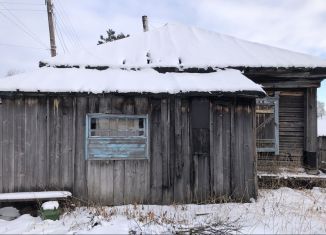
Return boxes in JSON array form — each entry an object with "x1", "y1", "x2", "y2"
[{"x1": 0, "y1": 0, "x2": 325, "y2": 102}]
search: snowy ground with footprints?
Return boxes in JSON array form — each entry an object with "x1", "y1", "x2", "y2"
[{"x1": 0, "y1": 187, "x2": 326, "y2": 234}]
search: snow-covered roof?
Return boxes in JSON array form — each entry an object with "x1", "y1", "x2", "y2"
[
  {"x1": 41, "y1": 23, "x2": 326, "y2": 69},
  {"x1": 318, "y1": 116, "x2": 326, "y2": 137},
  {"x1": 0, "y1": 68, "x2": 264, "y2": 95}
]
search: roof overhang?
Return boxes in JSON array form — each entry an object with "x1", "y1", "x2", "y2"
[
  {"x1": 39, "y1": 62, "x2": 326, "y2": 79},
  {"x1": 0, "y1": 68, "x2": 265, "y2": 98}
]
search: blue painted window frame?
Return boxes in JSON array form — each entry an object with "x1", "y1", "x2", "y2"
[{"x1": 85, "y1": 113, "x2": 149, "y2": 160}]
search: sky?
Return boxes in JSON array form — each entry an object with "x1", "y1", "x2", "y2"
[{"x1": 0, "y1": 0, "x2": 325, "y2": 102}]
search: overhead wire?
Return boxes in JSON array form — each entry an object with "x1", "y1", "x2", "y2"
[
  {"x1": 0, "y1": 5, "x2": 48, "y2": 49},
  {"x1": 55, "y1": 0, "x2": 83, "y2": 49},
  {"x1": 0, "y1": 1, "x2": 45, "y2": 12},
  {"x1": 0, "y1": 0, "x2": 100, "y2": 60},
  {"x1": 54, "y1": 5, "x2": 76, "y2": 44},
  {"x1": 0, "y1": 42, "x2": 49, "y2": 50},
  {"x1": 1, "y1": 0, "x2": 96, "y2": 58},
  {"x1": 54, "y1": 0, "x2": 101, "y2": 62},
  {"x1": 53, "y1": 11, "x2": 68, "y2": 53},
  {"x1": 0, "y1": 1, "x2": 43, "y2": 5},
  {"x1": 53, "y1": 6, "x2": 75, "y2": 50},
  {"x1": 0, "y1": 9, "x2": 45, "y2": 12}
]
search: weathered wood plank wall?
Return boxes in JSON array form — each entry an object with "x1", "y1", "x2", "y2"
[
  {"x1": 304, "y1": 88, "x2": 318, "y2": 172},
  {"x1": 210, "y1": 101, "x2": 231, "y2": 197},
  {"x1": 318, "y1": 137, "x2": 326, "y2": 171},
  {"x1": 257, "y1": 90, "x2": 305, "y2": 171},
  {"x1": 279, "y1": 92, "x2": 304, "y2": 159},
  {"x1": 0, "y1": 94, "x2": 257, "y2": 204}
]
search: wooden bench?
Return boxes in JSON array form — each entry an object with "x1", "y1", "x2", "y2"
[{"x1": 0, "y1": 191, "x2": 72, "y2": 202}]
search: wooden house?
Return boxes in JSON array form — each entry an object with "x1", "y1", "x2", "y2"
[
  {"x1": 0, "y1": 23, "x2": 325, "y2": 204},
  {"x1": 0, "y1": 68, "x2": 263, "y2": 204},
  {"x1": 38, "y1": 23, "x2": 326, "y2": 175}
]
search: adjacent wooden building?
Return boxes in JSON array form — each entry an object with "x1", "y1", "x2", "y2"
[
  {"x1": 0, "y1": 68, "x2": 264, "y2": 204},
  {"x1": 242, "y1": 68, "x2": 325, "y2": 174}
]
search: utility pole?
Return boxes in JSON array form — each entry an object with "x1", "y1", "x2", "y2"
[
  {"x1": 46, "y1": 0, "x2": 56, "y2": 57},
  {"x1": 142, "y1": 15, "x2": 148, "y2": 32}
]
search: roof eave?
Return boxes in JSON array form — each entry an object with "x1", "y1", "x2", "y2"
[
  {"x1": 39, "y1": 61, "x2": 326, "y2": 79},
  {"x1": 0, "y1": 90, "x2": 265, "y2": 98}
]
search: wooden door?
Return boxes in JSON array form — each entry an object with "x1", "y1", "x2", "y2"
[{"x1": 191, "y1": 98, "x2": 210, "y2": 201}]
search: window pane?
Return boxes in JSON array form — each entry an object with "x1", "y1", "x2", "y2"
[
  {"x1": 139, "y1": 130, "x2": 144, "y2": 136},
  {"x1": 90, "y1": 116, "x2": 146, "y2": 137},
  {"x1": 91, "y1": 118, "x2": 97, "y2": 130},
  {"x1": 139, "y1": 119, "x2": 144, "y2": 128},
  {"x1": 87, "y1": 114, "x2": 148, "y2": 160}
]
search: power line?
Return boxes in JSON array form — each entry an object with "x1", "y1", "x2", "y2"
[
  {"x1": 0, "y1": 1, "x2": 46, "y2": 13},
  {"x1": 0, "y1": 9, "x2": 48, "y2": 49},
  {"x1": 0, "y1": 42, "x2": 49, "y2": 50},
  {"x1": 50, "y1": 0, "x2": 96, "y2": 59},
  {"x1": 54, "y1": 26, "x2": 67, "y2": 53},
  {"x1": 0, "y1": 8, "x2": 45, "y2": 12},
  {"x1": 0, "y1": 3, "x2": 47, "y2": 47},
  {"x1": 53, "y1": 12, "x2": 68, "y2": 53},
  {"x1": 53, "y1": 6, "x2": 78, "y2": 49},
  {"x1": 55, "y1": 0, "x2": 83, "y2": 49},
  {"x1": 0, "y1": 1, "x2": 43, "y2": 5},
  {"x1": 53, "y1": 7, "x2": 75, "y2": 49}
]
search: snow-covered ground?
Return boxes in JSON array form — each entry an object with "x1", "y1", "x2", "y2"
[
  {"x1": 0, "y1": 187, "x2": 326, "y2": 234},
  {"x1": 258, "y1": 169, "x2": 326, "y2": 179}
]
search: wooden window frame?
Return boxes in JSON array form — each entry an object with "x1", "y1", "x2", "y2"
[
  {"x1": 256, "y1": 92, "x2": 280, "y2": 155},
  {"x1": 85, "y1": 113, "x2": 149, "y2": 160}
]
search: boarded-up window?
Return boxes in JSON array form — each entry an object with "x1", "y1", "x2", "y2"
[
  {"x1": 86, "y1": 114, "x2": 148, "y2": 159},
  {"x1": 256, "y1": 93, "x2": 279, "y2": 154}
]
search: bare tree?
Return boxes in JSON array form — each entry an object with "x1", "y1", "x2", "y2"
[{"x1": 318, "y1": 101, "x2": 325, "y2": 118}]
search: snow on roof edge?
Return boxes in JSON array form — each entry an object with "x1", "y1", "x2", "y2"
[
  {"x1": 0, "y1": 68, "x2": 265, "y2": 96},
  {"x1": 39, "y1": 23, "x2": 326, "y2": 69},
  {"x1": 39, "y1": 62, "x2": 326, "y2": 70}
]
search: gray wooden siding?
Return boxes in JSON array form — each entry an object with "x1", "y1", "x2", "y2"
[
  {"x1": 280, "y1": 92, "x2": 304, "y2": 158},
  {"x1": 257, "y1": 90, "x2": 305, "y2": 171},
  {"x1": 318, "y1": 137, "x2": 326, "y2": 171},
  {"x1": 0, "y1": 94, "x2": 257, "y2": 204},
  {"x1": 304, "y1": 88, "x2": 318, "y2": 171}
]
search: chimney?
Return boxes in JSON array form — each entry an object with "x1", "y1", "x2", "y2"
[{"x1": 142, "y1": 15, "x2": 149, "y2": 32}]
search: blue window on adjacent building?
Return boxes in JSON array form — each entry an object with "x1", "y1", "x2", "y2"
[{"x1": 86, "y1": 114, "x2": 149, "y2": 160}]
